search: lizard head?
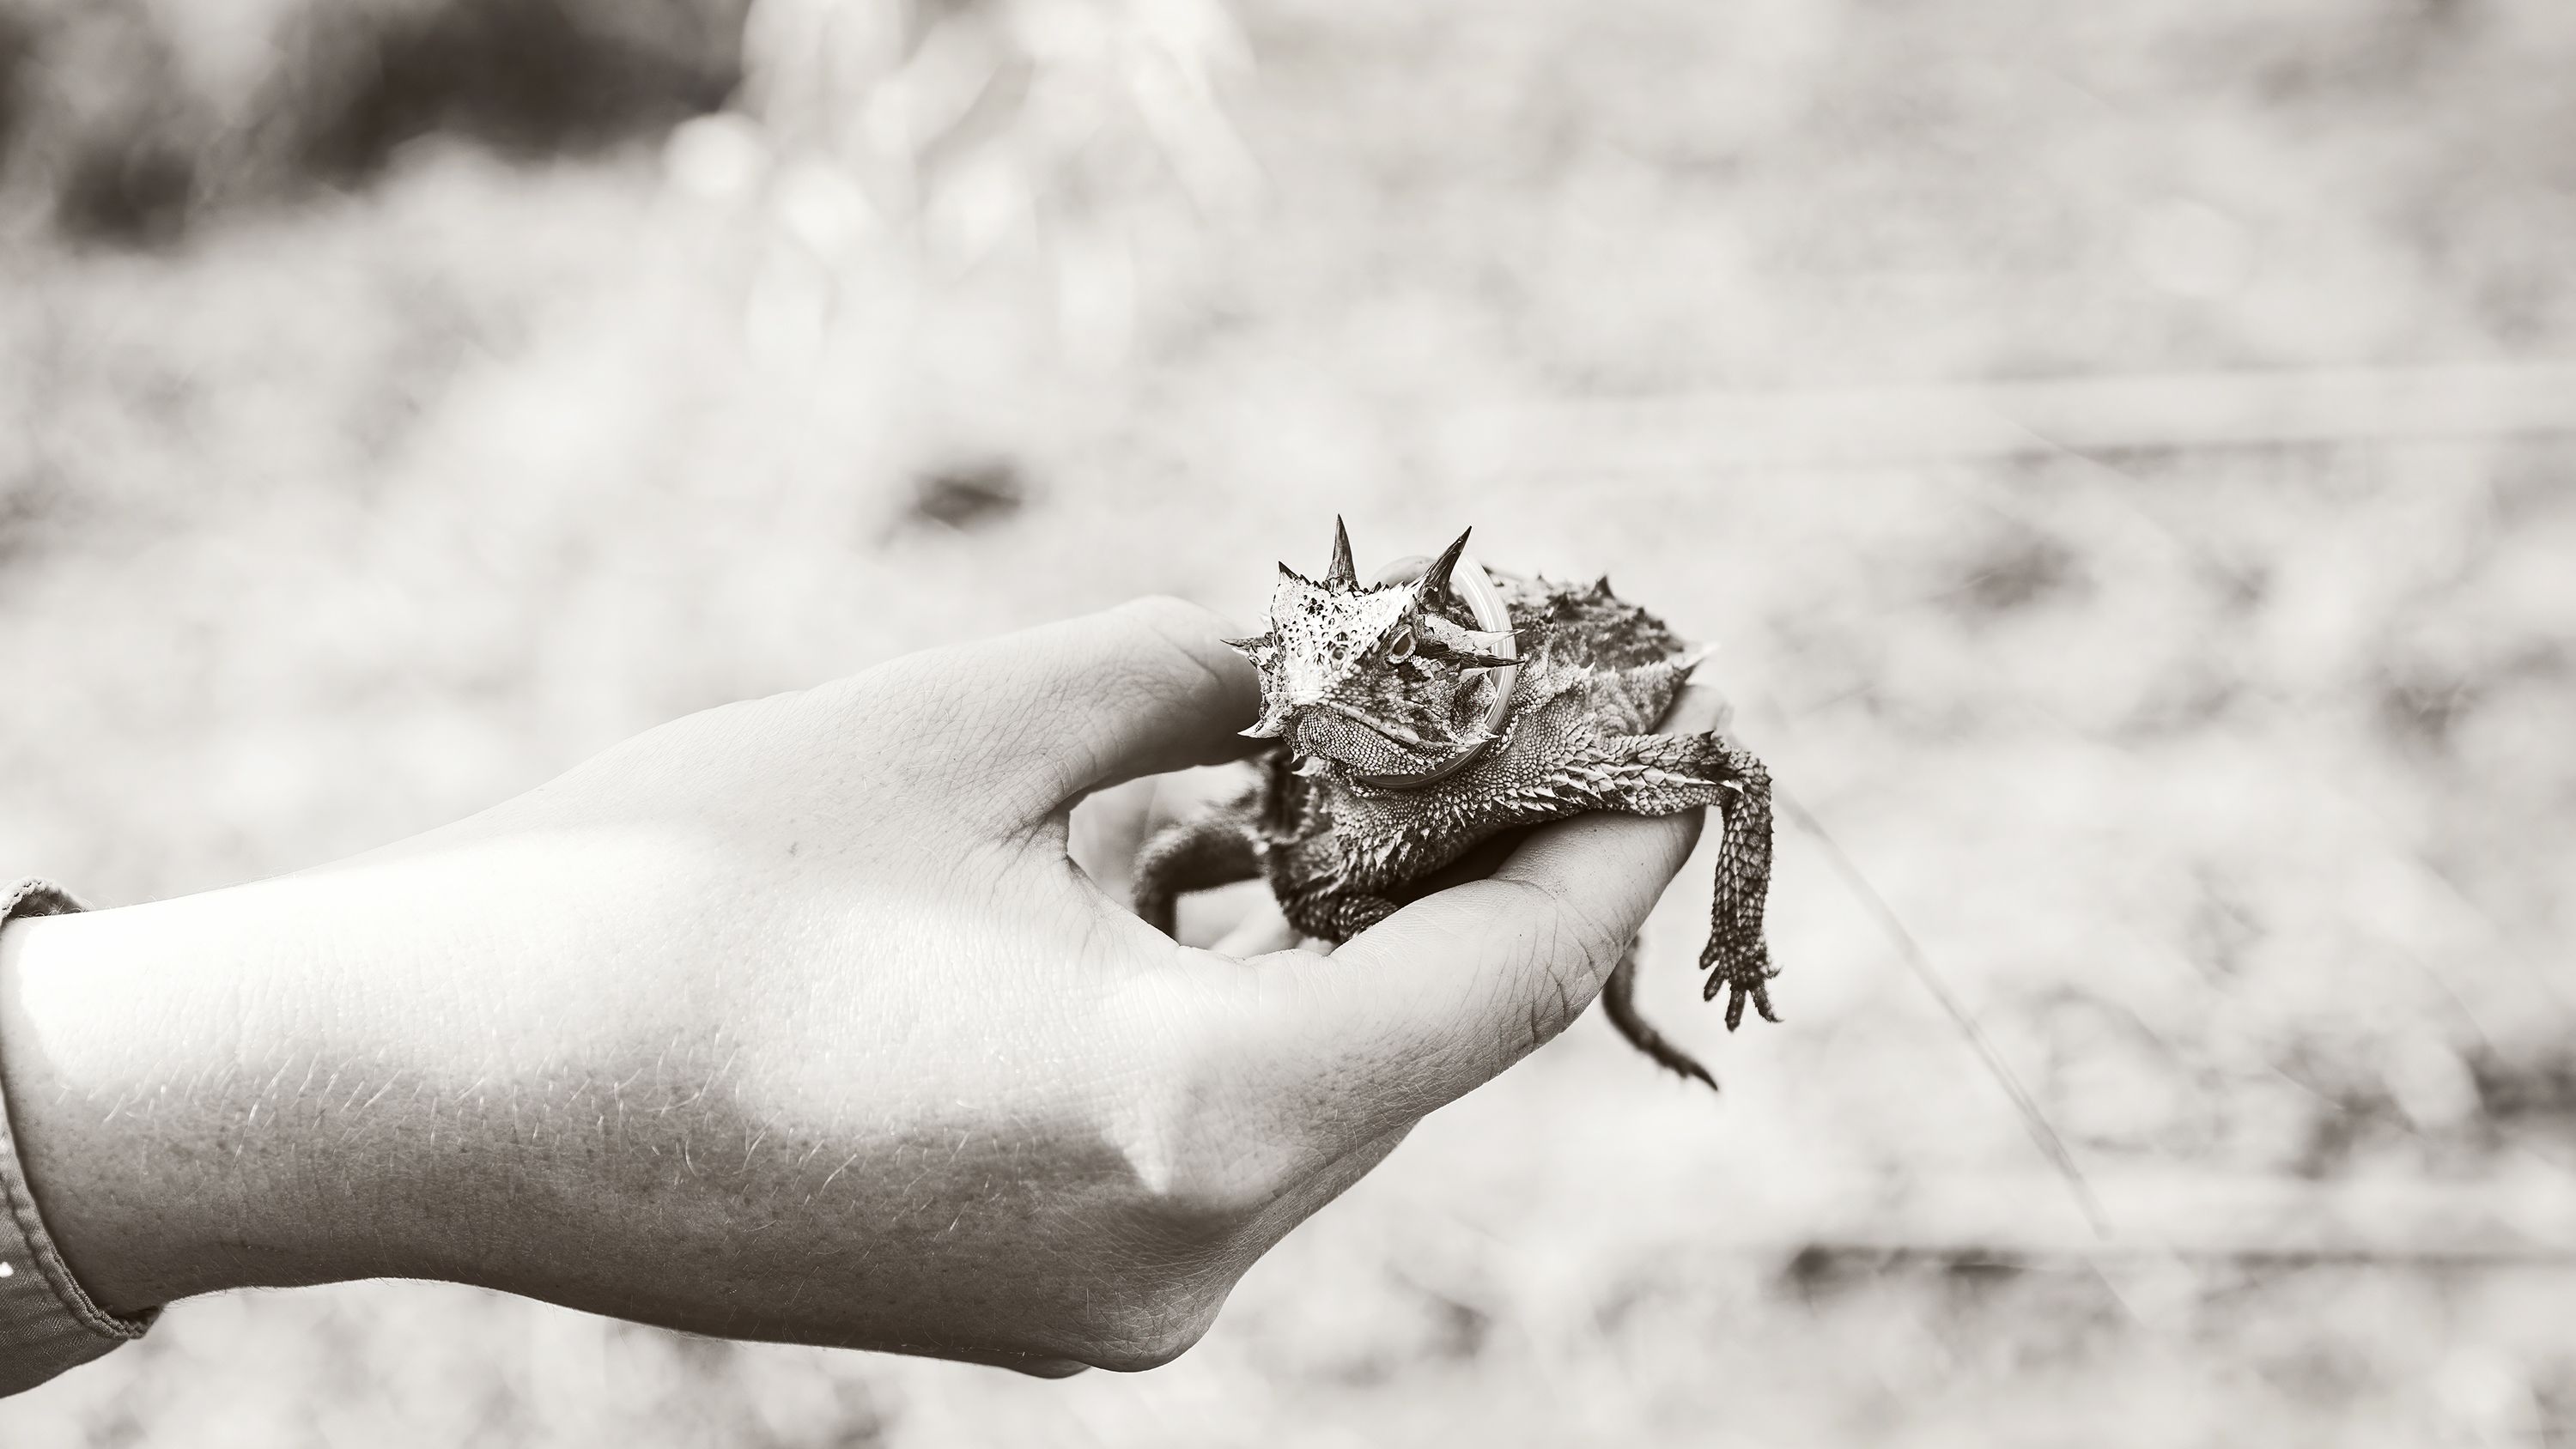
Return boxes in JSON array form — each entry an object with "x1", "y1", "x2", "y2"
[{"x1": 1226, "y1": 519, "x2": 1519, "y2": 782}]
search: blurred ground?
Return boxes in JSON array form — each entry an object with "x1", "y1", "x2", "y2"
[{"x1": 3, "y1": 0, "x2": 2575, "y2": 1444}]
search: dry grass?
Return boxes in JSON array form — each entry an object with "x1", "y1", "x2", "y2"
[{"x1": 3, "y1": 0, "x2": 2573, "y2": 1443}]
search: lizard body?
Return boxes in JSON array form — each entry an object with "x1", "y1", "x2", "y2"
[{"x1": 1132, "y1": 521, "x2": 1778, "y2": 1088}]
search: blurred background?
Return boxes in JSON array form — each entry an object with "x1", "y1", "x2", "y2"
[{"x1": 3, "y1": 0, "x2": 2573, "y2": 1442}]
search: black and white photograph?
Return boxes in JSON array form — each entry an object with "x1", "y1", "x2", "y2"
[{"x1": 1, "y1": 0, "x2": 2571, "y2": 1443}]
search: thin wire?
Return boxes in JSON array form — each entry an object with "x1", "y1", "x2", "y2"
[{"x1": 1777, "y1": 789, "x2": 2111, "y2": 1236}]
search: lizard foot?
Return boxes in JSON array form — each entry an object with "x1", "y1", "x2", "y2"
[{"x1": 1698, "y1": 937, "x2": 1782, "y2": 1033}]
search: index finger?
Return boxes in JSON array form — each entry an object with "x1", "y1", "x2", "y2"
[
  {"x1": 1266, "y1": 804, "x2": 1706, "y2": 1128},
  {"x1": 867, "y1": 597, "x2": 1261, "y2": 832},
  {"x1": 1249, "y1": 677, "x2": 1729, "y2": 1128}
]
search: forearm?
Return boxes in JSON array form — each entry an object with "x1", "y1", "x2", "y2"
[
  {"x1": 0, "y1": 832, "x2": 723, "y2": 1316},
  {"x1": 0, "y1": 829, "x2": 1156, "y2": 1357}
]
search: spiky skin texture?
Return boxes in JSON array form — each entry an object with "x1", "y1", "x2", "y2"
[{"x1": 1133, "y1": 541, "x2": 1779, "y2": 1088}]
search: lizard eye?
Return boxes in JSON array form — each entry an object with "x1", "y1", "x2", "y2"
[{"x1": 1383, "y1": 627, "x2": 1415, "y2": 663}]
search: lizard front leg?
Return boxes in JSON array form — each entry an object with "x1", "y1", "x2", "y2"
[
  {"x1": 1597, "y1": 731, "x2": 1780, "y2": 1032},
  {"x1": 1276, "y1": 876, "x2": 1401, "y2": 944},
  {"x1": 1131, "y1": 809, "x2": 1264, "y2": 938}
]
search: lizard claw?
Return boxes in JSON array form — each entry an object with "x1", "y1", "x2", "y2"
[
  {"x1": 1698, "y1": 938, "x2": 1782, "y2": 1032},
  {"x1": 1725, "y1": 979, "x2": 1781, "y2": 1032}
]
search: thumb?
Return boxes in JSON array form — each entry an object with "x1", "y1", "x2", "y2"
[{"x1": 957, "y1": 596, "x2": 1263, "y2": 822}]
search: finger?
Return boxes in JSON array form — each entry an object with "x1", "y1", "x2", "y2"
[
  {"x1": 970, "y1": 597, "x2": 1264, "y2": 818},
  {"x1": 1267, "y1": 804, "x2": 1704, "y2": 1126}
]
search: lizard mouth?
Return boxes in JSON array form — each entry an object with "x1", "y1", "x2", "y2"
[
  {"x1": 1288, "y1": 676, "x2": 1518, "y2": 784},
  {"x1": 1313, "y1": 699, "x2": 1430, "y2": 749},
  {"x1": 1290, "y1": 706, "x2": 1455, "y2": 779}
]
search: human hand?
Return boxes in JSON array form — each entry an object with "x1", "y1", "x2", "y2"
[{"x1": 0, "y1": 597, "x2": 1711, "y2": 1373}]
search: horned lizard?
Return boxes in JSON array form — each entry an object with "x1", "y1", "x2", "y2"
[{"x1": 1132, "y1": 520, "x2": 1779, "y2": 1088}]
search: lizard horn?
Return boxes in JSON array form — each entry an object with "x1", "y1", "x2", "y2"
[
  {"x1": 1419, "y1": 527, "x2": 1473, "y2": 602},
  {"x1": 1326, "y1": 515, "x2": 1358, "y2": 586}
]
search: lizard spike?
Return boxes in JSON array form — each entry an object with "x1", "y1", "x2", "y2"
[
  {"x1": 1414, "y1": 625, "x2": 1516, "y2": 670},
  {"x1": 1419, "y1": 527, "x2": 1473, "y2": 602},
  {"x1": 1222, "y1": 633, "x2": 1281, "y2": 668},
  {"x1": 1326, "y1": 516, "x2": 1358, "y2": 587}
]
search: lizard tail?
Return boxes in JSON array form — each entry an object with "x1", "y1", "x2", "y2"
[{"x1": 1601, "y1": 947, "x2": 1719, "y2": 1091}]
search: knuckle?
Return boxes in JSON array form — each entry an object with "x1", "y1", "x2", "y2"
[
  {"x1": 1496, "y1": 917, "x2": 1588, "y2": 1053},
  {"x1": 1107, "y1": 597, "x2": 1252, "y2": 700},
  {"x1": 1499, "y1": 874, "x2": 1625, "y2": 996},
  {"x1": 1101, "y1": 993, "x2": 1303, "y2": 1239},
  {"x1": 1114, "y1": 594, "x2": 1227, "y2": 639},
  {"x1": 1077, "y1": 1283, "x2": 1225, "y2": 1372},
  {"x1": 1448, "y1": 878, "x2": 1620, "y2": 1063},
  {"x1": 1140, "y1": 1153, "x2": 1291, "y2": 1242},
  {"x1": 1128, "y1": 1096, "x2": 1300, "y2": 1239}
]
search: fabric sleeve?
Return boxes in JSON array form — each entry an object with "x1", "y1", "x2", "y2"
[{"x1": 0, "y1": 878, "x2": 156, "y2": 1397}]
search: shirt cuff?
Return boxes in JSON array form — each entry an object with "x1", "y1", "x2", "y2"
[{"x1": 0, "y1": 879, "x2": 156, "y2": 1397}]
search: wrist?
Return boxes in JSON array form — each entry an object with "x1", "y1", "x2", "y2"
[{"x1": 0, "y1": 876, "x2": 426, "y2": 1312}]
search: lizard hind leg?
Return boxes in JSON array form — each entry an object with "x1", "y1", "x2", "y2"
[
  {"x1": 1130, "y1": 811, "x2": 1263, "y2": 939},
  {"x1": 1600, "y1": 731, "x2": 1782, "y2": 1032},
  {"x1": 1601, "y1": 946, "x2": 1719, "y2": 1091},
  {"x1": 1698, "y1": 739, "x2": 1780, "y2": 1032}
]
